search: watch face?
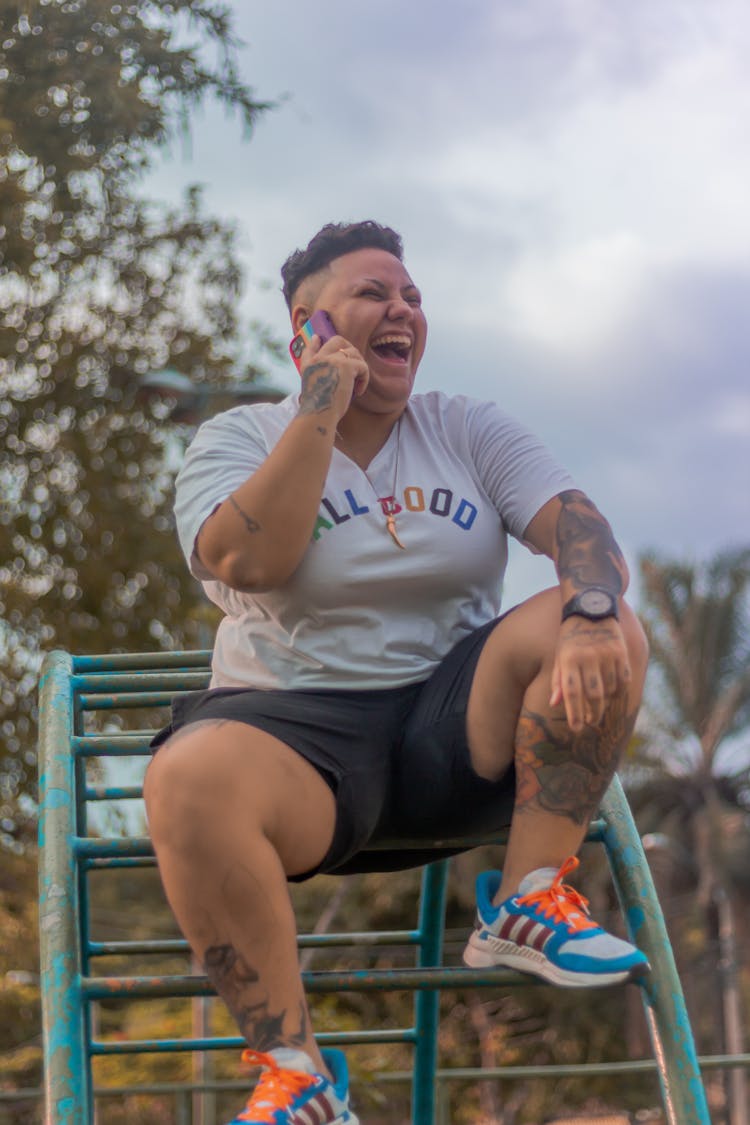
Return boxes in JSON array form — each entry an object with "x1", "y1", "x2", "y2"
[{"x1": 579, "y1": 589, "x2": 615, "y2": 615}]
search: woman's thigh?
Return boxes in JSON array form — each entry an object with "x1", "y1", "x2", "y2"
[
  {"x1": 144, "y1": 718, "x2": 338, "y2": 878},
  {"x1": 146, "y1": 685, "x2": 419, "y2": 878}
]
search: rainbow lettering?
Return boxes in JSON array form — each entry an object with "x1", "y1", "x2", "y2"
[{"x1": 312, "y1": 485, "x2": 478, "y2": 541}]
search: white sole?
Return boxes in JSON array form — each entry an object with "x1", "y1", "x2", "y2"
[{"x1": 462, "y1": 932, "x2": 644, "y2": 988}]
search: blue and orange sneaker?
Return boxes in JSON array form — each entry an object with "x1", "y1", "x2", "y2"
[
  {"x1": 462, "y1": 856, "x2": 650, "y2": 987},
  {"x1": 228, "y1": 1046, "x2": 359, "y2": 1124}
]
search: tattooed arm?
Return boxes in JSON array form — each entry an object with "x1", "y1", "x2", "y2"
[
  {"x1": 523, "y1": 490, "x2": 633, "y2": 732},
  {"x1": 196, "y1": 336, "x2": 368, "y2": 591},
  {"x1": 551, "y1": 489, "x2": 629, "y2": 595}
]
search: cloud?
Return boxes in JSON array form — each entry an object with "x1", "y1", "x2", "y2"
[
  {"x1": 711, "y1": 394, "x2": 750, "y2": 437},
  {"x1": 140, "y1": 0, "x2": 750, "y2": 559},
  {"x1": 499, "y1": 233, "x2": 652, "y2": 356}
]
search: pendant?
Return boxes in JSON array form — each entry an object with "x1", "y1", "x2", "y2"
[{"x1": 385, "y1": 512, "x2": 406, "y2": 550}]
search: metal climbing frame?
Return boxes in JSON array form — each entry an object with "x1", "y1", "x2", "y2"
[{"x1": 37, "y1": 649, "x2": 711, "y2": 1124}]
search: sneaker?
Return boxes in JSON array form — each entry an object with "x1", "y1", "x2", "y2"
[
  {"x1": 227, "y1": 1046, "x2": 359, "y2": 1124},
  {"x1": 462, "y1": 856, "x2": 650, "y2": 987}
]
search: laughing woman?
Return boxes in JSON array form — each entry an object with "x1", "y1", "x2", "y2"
[{"x1": 145, "y1": 220, "x2": 649, "y2": 1125}]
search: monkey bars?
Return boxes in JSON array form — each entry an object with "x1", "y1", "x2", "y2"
[{"x1": 37, "y1": 649, "x2": 710, "y2": 1124}]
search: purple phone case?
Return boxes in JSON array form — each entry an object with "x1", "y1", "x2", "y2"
[{"x1": 289, "y1": 310, "x2": 336, "y2": 369}]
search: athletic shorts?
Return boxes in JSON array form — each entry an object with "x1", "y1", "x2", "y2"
[{"x1": 150, "y1": 614, "x2": 516, "y2": 880}]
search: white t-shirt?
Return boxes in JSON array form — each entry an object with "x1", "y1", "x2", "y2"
[{"x1": 174, "y1": 390, "x2": 575, "y2": 690}]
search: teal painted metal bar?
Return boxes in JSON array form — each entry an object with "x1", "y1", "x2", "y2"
[
  {"x1": 37, "y1": 651, "x2": 86, "y2": 1125},
  {"x1": 601, "y1": 776, "x2": 710, "y2": 1125},
  {"x1": 83, "y1": 856, "x2": 159, "y2": 870},
  {"x1": 73, "y1": 685, "x2": 96, "y2": 1120},
  {"x1": 74, "y1": 836, "x2": 152, "y2": 857},
  {"x1": 73, "y1": 650, "x2": 212, "y2": 671},
  {"x1": 81, "y1": 965, "x2": 533, "y2": 1000},
  {"x1": 78, "y1": 691, "x2": 186, "y2": 709},
  {"x1": 84, "y1": 784, "x2": 144, "y2": 801},
  {"x1": 73, "y1": 735, "x2": 156, "y2": 756},
  {"x1": 89, "y1": 1029, "x2": 417, "y2": 1054},
  {"x1": 74, "y1": 671, "x2": 210, "y2": 693},
  {"x1": 86, "y1": 930, "x2": 421, "y2": 957},
  {"x1": 412, "y1": 860, "x2": 449, "y2": 1124}
]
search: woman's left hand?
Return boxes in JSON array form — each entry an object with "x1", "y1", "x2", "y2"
[{"x1": 549, "y1": 616, "x2": 632, "y2": 732}]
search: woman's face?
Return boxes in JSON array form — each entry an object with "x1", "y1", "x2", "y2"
[{"x1": 293, "y1": 247, "x2": 428, "y2": 414}]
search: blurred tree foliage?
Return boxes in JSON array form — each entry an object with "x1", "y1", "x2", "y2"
[
  {"x1": 0, "y1": 0, "x2": 274, "y2": 845},
  {"x1": 0, "y1": 847, "x2": 41, "y2": 1121}
]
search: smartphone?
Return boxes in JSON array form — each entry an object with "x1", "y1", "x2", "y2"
[{"x1": 289, "y1": 310, "x2": 337, "y2": 371}]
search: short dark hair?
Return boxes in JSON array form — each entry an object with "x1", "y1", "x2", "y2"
[{"x1": 281, "y1": 221, "x2": 404, "y2": 310}]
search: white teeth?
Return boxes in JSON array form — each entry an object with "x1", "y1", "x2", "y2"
[{"x1": 371, "y1": 334, "x2": 411, "y2": 348}]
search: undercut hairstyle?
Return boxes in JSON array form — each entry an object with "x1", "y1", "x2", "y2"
[{"x1": 281, "y1": 221, "x2": 404, "y2": 310}]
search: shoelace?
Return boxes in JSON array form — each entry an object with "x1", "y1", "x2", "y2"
[
  {"x1": 517, "y1": 856, "x2": 597, "y2": 932},
  {"x1": 237, "y1": 1049, "x2": 316, "y2": 1123}
]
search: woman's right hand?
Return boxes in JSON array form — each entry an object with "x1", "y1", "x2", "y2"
[
  {"x1": 195, "y1": 334, "x2": 369, "y2": 592},
  {"x1": 298, "y1": 334, "x2": 369, "y2": 423}
]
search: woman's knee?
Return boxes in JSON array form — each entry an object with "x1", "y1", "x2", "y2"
[
  {"x1": 144, "y1": 723, "x2": 260, "y2": 851},
  {"x1": 480, "y1": 587, "x2": 562, "y2": 683},
  {"x1": 474, "y1": 587, "x2": 648, "y2": 708},
  {"x1": 619, "y1": 601, "x2": 650, "y2": 688},
  {"x1": 144, "y1": 721, "x2": 337, "y2": 873}
]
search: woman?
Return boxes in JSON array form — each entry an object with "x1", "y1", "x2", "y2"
[{"x1": 145, "y1": 221, "x2": 649, "y2": 1125}]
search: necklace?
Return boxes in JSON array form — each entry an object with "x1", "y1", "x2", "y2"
[{"x1": 336, "y1": 417, "x2": 405, "y2": 550}]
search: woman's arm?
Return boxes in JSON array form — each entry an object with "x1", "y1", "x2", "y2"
[
  {"x1": 525, "y1": 488, "x2": 630, "y2": 599},
  {"x1": 523, "y1": 489, "x2": 633, "y2": 731},
  {"x1": 196, "y1": 340, "x2": 367, "y2": 591}
]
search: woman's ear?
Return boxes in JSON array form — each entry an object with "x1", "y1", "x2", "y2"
[{"x1": 291, "y1": 304, "x2": 312, "y2": 334}]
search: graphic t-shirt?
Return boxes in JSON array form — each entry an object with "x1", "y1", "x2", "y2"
[{"x1": 174, "y1": 390, "x2": 575, "y2": 689}]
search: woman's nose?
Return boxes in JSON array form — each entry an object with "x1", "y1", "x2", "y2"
[{"x1": 386, "y1": 296, "x2": 413, "y2": 320}]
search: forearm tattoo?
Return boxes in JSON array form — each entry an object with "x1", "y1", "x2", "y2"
[
  {"x1": 514, "y1": 695, "x2": 635, "y2": 826},
  {"x1": 229, "y1": 495, "x2": 261, "y2": 534},
  {"x1": 555, "y1": 490, "x2": 625, "y2": 594},
  {"x1": 203, "y1": 942, "x2": 308, "y2": 1051},
  {"x1": 298, "y1": 362, "x2": 340, "y2": 414}
]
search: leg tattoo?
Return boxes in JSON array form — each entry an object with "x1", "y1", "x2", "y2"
[
  {"x1": 514, "y1": 695, "x2": 635, "y2": 826},
  {"x1": 204, "y1": 942, "x2": 308, "y2": 1052}
]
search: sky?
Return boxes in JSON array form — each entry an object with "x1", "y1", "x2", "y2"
[{"x1": 144, "y1": 0, "x2": 750, "y2": 608}]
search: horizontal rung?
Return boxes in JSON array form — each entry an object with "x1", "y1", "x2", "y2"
[
  {"x1": 89, "y1": 1029, "x2": 416, "y2": 1055},
  {"x1": 75, "y1": 671, "x2": 209, "y2": 693},
  {"x1": 73, "y1": 651, "x2": 212, "y2": 673},
  {"x1": 82, "y1": 963, "x2": 598, "y2": 1000},
  {"x1": 88, "y1": 938, "x2": 189, "y2": 956},
  {"x1": 75, "y1": 838, "x2": 153, "y2": 858},
  {"x1": 87, "y1": 931, "x2": 421, "y2": 957},
  {"x1": 74, "y1": 735, "x2": 156, "y2": 757},
  {"x1": 73, "y1": 821, "x2": 606, "y2": 861},
  {"x1": 85, "y1": 857, "x2": 158, "y2": 870},
  {"x1": 85, "y1": 786, "x2": 143, "y2": 802},
  {"x1": 79, "y1": 692, "x2": 186, "y2": 710}
]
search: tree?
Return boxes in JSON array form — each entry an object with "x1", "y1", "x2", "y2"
[
  {"x1": 632, "y1": 547, "x2": 750, "y2": 1124},
  {"x1": 0, "y1": 0, "x2": 274, "y2": 844},
  {"x1": 0, "y1": 846, "x2": 41, "y2": 1125}
]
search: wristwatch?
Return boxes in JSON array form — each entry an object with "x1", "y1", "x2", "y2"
[{"x1": 561, "y1": 587, "x2": 619, "y2": 623}]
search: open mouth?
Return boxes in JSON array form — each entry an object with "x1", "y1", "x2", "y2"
[{"x1": 370, "y1": 334, "x2": 412, "y2": 364}]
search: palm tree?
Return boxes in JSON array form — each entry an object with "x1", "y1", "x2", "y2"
[{"x1": 632, "y1": 547, "x2": 750, "y2": 1125}]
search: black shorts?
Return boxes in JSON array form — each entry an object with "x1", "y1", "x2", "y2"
[{"x1": 151, "y1": 614, "x2": 516, "y2": 880}]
